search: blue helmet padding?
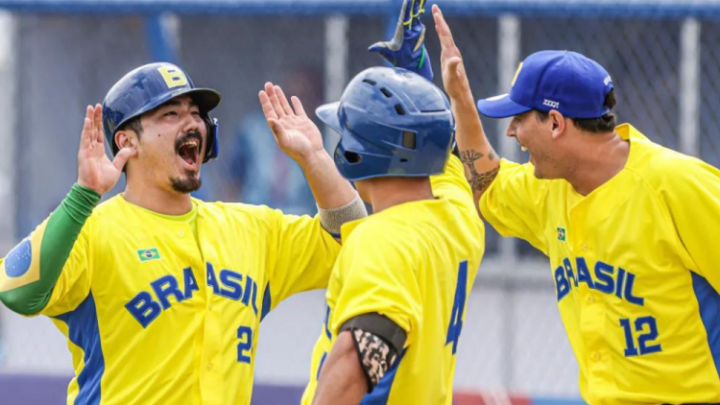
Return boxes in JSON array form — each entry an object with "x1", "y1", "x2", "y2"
[
  {"x1": 206, "y1": 118, "x2": 220, "y2": 161},
  {"x1": 102, "y1": 62, "x2": 222, "y2": 163},
  {"x1": 318, "y1": 66, "x2": 455, "y2": 181}
]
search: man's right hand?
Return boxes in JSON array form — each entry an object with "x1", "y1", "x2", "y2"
[
  {"x1": 432, "y1": 5, "x2": 472, "y2": 101},
  {"x1": 258, "y1": 82, "x2": 325, "y2": 167},
  {"x1": 77, "y1": 104, "x2": 136, "y2": 195}
]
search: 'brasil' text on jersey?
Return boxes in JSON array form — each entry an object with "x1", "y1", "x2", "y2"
[{"x1": 126, "y1": 263, "x2": 261, "y2": 328}]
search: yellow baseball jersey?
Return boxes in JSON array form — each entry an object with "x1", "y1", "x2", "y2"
[
  {"x1": 301, "y1": 155, "x2": 485, "y2": 405},
  {"x1": 12, "y1": 196, "x2": 340, "y2": 405},
  {"x1": 481, "y1": 123, "x2": 720, "y2": 404}
]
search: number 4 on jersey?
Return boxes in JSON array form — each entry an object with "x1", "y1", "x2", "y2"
[{"x1": 446, "y1": 261, "x2": 469, "y2": 355}]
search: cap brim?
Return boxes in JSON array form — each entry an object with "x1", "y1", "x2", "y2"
[
  {"x1": 182, "y1": 88, "x2": 222, "y2": 113},
  {"x1": 476, "y1": 93, "x2": 531, "y2": 119},
  {"x1": 316, "y1": 102, "x2": 342, "y2": 134}
]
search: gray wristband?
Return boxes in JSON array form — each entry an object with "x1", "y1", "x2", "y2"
[{"x1": 318, "y1": 194, "x2": 368, "y2": 238}]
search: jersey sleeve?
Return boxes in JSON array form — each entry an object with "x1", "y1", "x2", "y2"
[
  {"x1": 0, "y1": 185, "x2": 97, "y2": 316},
  {"x1": 661, "y1": 156, "x2": 720, "y2": 288},
  {"x1": 264, "y1": 210, "x2": 342, "y2": 315},
  {"x1": 430, "y1": 154, "x2": 475, "y2": 213},
  {"x1": 39, "y1": 220, "x2": 94, "y2": 317},
  {"x1": 479, "y1": 159, "x2": 549, "y2": 254},
  {"x1": 329, "y1": 226, "x2": 422, "y2": 348}
]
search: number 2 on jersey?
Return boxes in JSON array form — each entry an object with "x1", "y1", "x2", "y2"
[
  {"x1": 237, "y1": 326, "x2": 253, "y2": 363},
  {"x1": 620, "y1": 316, "x2": 662, "y2": 357},
  {"x1": 446, "y1": 261, "x2": 469, "y2": 355}
]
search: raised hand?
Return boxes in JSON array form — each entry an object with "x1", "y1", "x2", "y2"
[
  {"x1": 76, "y1": 104, "x2": 136, "y2": 195},
  {"x1": 369, "y1": 0, "x2": 433, "y2": 81},
  {"x1": 258, "y1": 82, "x2": 324, "y2": 163},
  {"x1": 432, "y1": 4, "x2": 471, "y2": 100}
]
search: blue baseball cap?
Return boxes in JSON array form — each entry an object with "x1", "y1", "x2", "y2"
[{"x1": 477, "y1": 50, "x2": 614, "y2": 119}]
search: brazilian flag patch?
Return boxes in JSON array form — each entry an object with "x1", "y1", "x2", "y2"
[
  {"x1": 557, "y1": 227, "x2": 566, "y2": 242},
  {"x1": 137, "y1": 248, "x2": 161, "y2": 262}
]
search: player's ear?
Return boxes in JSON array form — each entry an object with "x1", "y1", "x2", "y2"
[
  {"x1": 548, "y1": 110, "x2": 566, "y2": 140},
  {"x1": 115, "y1": 130, "x2": 139, "y2": 151}
]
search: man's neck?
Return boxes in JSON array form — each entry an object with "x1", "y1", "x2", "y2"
[
  {"x1": 123, "y1": 180, "x2": 194, "y2": 215},
  {"x1": 368, "y1": 177, "x2": 434, "y2": 214},
  {"x1": 565, "y1": 132, "x2": 630, "y2": 196}
]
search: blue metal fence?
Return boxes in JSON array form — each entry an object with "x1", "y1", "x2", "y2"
[{"x1": 1, "y1": 0, "x2": 718, "y2": 398}]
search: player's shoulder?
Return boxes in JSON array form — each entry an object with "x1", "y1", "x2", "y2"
[
  {"x1": 496, "y1": 158, "x2": 557, "y2": 195},
  {"x1": 345, "y1": 213, "x2": 412, "y2": 245},
  {"x1": 629, "y1": 136, "x2": 719, "y2": 189},
  {"x1": 431, "y1": 155, "x2": 481, "y2": 212},
  {"x1": 92, "y1": 196, "x2": 285, "y2": 227},
  {"x1": 484, "y1": 158, "x2": 558, "y2": 215},
  {"x1": 199, "y1": 199, "x2": 272, "y2": 215},
  {"x1": 345, "y1": 214, "x2": 389, "y2": 240},
  {"x1": 198, "y1": 200, "x2": 284, "y2": 225},
  {"x1": 90, "y1": 194, "x2": 127, "y2": 222},
  {"x1": 341, "y1": 216, "x2": 421, "y2": 274},
  {"x1": 76, "y1": 195, "x2": 136, "y2": 239},
  {"x1": 344, "y1": 206, "x2": 432, "y2": 257}
]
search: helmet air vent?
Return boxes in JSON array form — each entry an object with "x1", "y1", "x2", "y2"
[
  {"x1": 402, "y1": 131, "x2": 416, "y2": 150},
  {"x1": 344, "y1": 151, "x2": 362, "y2": 164}
]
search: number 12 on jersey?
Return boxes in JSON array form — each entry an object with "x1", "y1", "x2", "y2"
[
  {"x1": 446, "y1": 261, "x2": 469, "y2": 355},
  {"x1": 620, "y1": 316, "x2": 662, "y2": 357}
]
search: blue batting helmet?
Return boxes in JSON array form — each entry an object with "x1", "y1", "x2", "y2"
[
  {"x1": 316, "y1": 67, "x2": 454, "y2": 181},
  {"x1": 102, "y1": 62, "x2": 221, "y2": 163}
]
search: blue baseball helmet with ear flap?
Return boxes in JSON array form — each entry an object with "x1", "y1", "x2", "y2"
[
  {"x1": 102, "y1": 62, "x2": 222, "y2": 163},
  {"x1": 317, "y1": 66, "x2": 454, "y2": 181}
]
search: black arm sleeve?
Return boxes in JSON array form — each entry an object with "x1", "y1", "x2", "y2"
[{"x1": 340, "y1": 313, "x2": 408, "y2": 392}]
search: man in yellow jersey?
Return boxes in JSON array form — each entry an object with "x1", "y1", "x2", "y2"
[
  {"x1": 0, "y1": 63, "x2": 367, "y2": 405},
  {"x1": 292, "y1": 2, "x2": 485, "y2": 404},
  {"x1": 433, "y1": 5, "x2": 720, "y2": 404}
]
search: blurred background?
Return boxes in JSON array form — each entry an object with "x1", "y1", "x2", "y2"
[{"x1": 0, "y1": 0, "x2": 716, "y2": 403}]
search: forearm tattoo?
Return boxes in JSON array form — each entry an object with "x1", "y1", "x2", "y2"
[
  {"x1": 460, "y1": 149, "x2": 500, "y2": 194},
  {"x1": 352, "y1": 328, "x2": 398, "y2": 391}
]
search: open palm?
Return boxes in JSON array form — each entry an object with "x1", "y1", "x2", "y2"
[
  {"x1": 77, "y1": 104, "x2": 136, "y2": 195},
  {"x1": 432, "y1": 5, "x2": 471, "y2": 100},
  {"x1": 259, "y1": 82, "x2": 324, "y2": 163}
]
